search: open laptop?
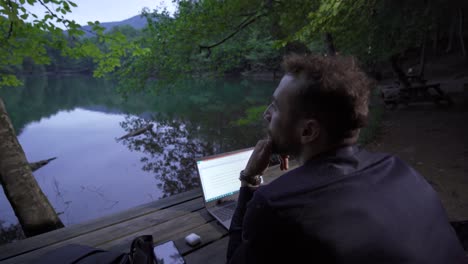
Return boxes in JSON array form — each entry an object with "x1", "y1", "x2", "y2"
[{"x1": 196, "y1": 147, "x2": 255, "y2": 229}]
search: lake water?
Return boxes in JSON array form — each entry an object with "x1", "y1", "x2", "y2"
[{"x1": 0, "y1": 75, "x2": 276, "y2": 227}]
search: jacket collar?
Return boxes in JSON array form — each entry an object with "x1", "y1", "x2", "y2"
[{"x1": 303, "y1": 145, "x2": 361, "y2": 175}]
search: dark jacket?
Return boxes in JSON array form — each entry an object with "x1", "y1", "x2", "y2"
[{"x1": 227, "y1": 146, "x2": 467, "y2": 263}]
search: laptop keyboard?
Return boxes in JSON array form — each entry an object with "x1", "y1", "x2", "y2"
[{"x1": 213, "y1": 203, "x2": 237, "y2": 222}]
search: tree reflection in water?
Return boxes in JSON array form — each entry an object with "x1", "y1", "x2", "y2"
[
  {"x1": 118, "y1": 78, "x2": 276, "y2": 197},
  {"x1": 119, "y1": 115, "x2": 213, "y2": 197},
  {"x1": 0, "y1": 76, "x2": 276, "y2": 244},
  {"x1": 0, "y1": 220, "x2": 25, "y2": 244}
]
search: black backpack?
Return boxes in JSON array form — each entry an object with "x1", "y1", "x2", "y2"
[{"x1": 34, "y1": 235, "x2": 155, "y2": 264}]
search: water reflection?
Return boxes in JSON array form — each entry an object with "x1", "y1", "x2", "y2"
[
  {"x1": 0, "y1": 76, "x2": 124, "y2": 134},
  {"x1": 0, "y1": 75, "x2": 276, "y2": 242},
  {"x1": 119, "y1": 116, "x2": 211, "y2": 197},
  {"x1": 0, "y1": 221, "x2": 24, "y2": 244},
  {"x1": 1, "y1": 108, "x2": 163, "y2": 226},
  {"x1": 117, "y1": 78, "x2": 276, "y2": 197}
]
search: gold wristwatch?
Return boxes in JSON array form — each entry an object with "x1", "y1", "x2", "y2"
[{"x1": 239, "y1": 170, "x2": 261, "y2": 186}]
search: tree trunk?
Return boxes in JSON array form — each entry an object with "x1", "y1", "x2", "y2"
[
  {"x1": 0, "y1": 97, "x2": 64, "y2": 237},
  {"x1": 432, "y1": 23, "x2": 439, "y2": 53},
  {"x1": 459, "y1": 8, "x2": 466, "y2": 58},
  {"x1": 446, "y1": 13, "x2": 456, "y2": 53},
  {"x1": 419, "y1": 31, "x2": 428, "y2": 78},
  {"x1": 324, "y1": 33, "x2": 337, "y2": 56},
  {"x1": 390, "y1": 54, "x2": 411, "y2": 89}
]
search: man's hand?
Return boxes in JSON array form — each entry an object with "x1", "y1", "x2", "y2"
[{"x1": 243, "y1": 139, "x2": 290, "y2": 179}]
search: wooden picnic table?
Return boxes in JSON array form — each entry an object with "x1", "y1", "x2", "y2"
[
  {"x1": 381, "y1": 78, "x2": 453, "y2": 108},
  {"x1": 0, "y1": 163, "x2": 294, "y2": 264}
]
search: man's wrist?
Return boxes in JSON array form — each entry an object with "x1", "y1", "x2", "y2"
[
  {"x1": 239, "y1": 170, "x2": 262, "y2": 186},
  {"x1": 242, "y1": 168, "x2": 255, "y2": 178},
  {"x1": 240, "y1": 180, "x2": 261, "y2": 188}
]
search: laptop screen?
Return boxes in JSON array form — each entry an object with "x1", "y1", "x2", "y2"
[{"x1": 197, "y1": 148, "x2": 254, "y2": 203}]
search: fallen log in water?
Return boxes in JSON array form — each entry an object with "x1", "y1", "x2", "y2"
[
  {"x1": 117, "y1": 124, "x2": 154, "y2": 140},
  {"x1": 29, "y1": 157, "x2": 57, "y2": 172}
]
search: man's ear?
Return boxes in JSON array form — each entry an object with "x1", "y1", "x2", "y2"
[{"x1": 300, "y1": 119, "x2": 320, "y2": 144}]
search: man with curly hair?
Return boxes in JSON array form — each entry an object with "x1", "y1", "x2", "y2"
[{"x1": 227, "y1": 54, "x2": 466, "y2": 263}]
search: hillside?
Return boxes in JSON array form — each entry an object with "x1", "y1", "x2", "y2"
[{"x1": 80, "y1": 15, "x2": 148, "y2": 37}]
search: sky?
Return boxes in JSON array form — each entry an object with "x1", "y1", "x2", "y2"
[{"x1": 27, "y1": 0, "x2": 177, "y2": 26}]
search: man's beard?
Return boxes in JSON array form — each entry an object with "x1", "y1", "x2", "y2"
[
  {"x1": 268, "y1": 131, "x2": 288, "y2": 155},
  {"x1": 268, "y1": 129, "x2": 300, "y2": 156}
]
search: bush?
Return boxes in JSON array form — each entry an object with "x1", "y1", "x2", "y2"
[{"x1": 0, "y1": 221, "x2": 25, "y2": 245}]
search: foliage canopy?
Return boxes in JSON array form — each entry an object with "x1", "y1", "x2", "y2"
[
  {"x1": 0, "y1": 0, "x2": 147, "y2": 87},
  {"x1": 112, "y1": 0, "x2": 467, "y2": 93},
  {"x1": 2, "y1": 0, "x2": 466, "y2": 91}
]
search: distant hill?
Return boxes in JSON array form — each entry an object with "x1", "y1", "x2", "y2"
[{"x1": 80, "y1": 15, "x2": 148, "y2": 37}]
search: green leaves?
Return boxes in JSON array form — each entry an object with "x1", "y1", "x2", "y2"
[
  {"x1": 0, "y1": 75, "x2": 23, "y2": 88},
  {"x1": 114, "y1": 0, "x2": 283, "y2": 93},
  {"x1": 233, "y1": 105, "x2": 266, "y2": 126},
  {"x1": 0, "y1": 0, "x2": 147, "y2": 88},
  {"x1": 2, "y1": 0, "x2": 452, "y2": 93}
]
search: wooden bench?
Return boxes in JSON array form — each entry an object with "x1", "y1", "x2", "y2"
[
  {"x1": 381, "y1": 81, "x2": 453, "y2": 108},
  {"x1": 399, "y1": 83, "x2": 453, "y2": 105}
]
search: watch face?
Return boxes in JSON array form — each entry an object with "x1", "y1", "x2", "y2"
[
  {"x1": 240, "y1": 170, "x2": 261, "y2": 185},
  {"x1": 249, "y1": 175, "x2": 260, "y2": 185}
]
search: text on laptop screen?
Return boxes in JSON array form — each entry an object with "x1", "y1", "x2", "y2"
[{"x1": 197, "y1": 149, "x2": 254, "y2": 202}]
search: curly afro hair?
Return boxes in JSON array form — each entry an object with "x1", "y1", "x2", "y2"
[{"x1": 282, "y1": 54, "x2": 373, "y2": 143}]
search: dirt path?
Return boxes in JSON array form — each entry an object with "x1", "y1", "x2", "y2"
[{"x1": 367, "y1": 91, "x2": 468, "y2": 221}]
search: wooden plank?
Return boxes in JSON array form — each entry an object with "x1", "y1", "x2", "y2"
[
  {"x1": 0, "y1": 188, "x2": 202, "y2": 261},
  {"x1": 1, "y1": 161, "x2": 295, "y2": 263},
  {"x1": 174, "y1": 221, "x2": 228, "y2": 255},
  {"x1": 183, "y1": 236, "x2": 229, "y2": 264},
  {"x1": 106, "y1": 220, "x2": 228, "y2": 263},
  {"x1": 2, "y1": 198, "x2": 204, "y2": 264},
  {"x1": 105, "y1": 163, "x2": 294, "y2": 252},
  {"x1": 102, "y1": 162, "x2": 296, "y2": 260},
  {"x1": 101, "y1": 208, "x2": 214, "y2": 252}
]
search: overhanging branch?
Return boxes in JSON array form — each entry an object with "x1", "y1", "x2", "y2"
[
  {"x1": 7, "y1": 21, "x2": 13, "y2": 39},
  {"x1": 6, "y1": 0, "x2": 14, "y2": 39},
  {"x1": 37, "y1": 0, "x2": 72, "y2": 30},
  {"x1": 199, "y1": 12, "x2": 266, "y2": 53}
]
